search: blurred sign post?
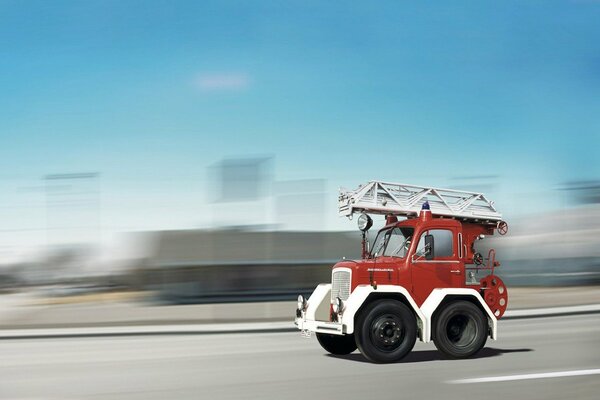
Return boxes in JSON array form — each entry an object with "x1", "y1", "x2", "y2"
[
  {"x1": 44, "y1": 173, "x2": 101, "y2": 244},
  {"x1": 43, "y1": 173, "x2": 101, "y2": 279}
]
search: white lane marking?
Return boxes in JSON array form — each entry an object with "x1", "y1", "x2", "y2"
[{"x1": 447, "y1": 369, "x2": 600, "y2": 384}]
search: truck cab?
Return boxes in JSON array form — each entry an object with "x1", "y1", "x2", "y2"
[{"x1": 345, "y1": 209, "x2": 496, "y2": 306}]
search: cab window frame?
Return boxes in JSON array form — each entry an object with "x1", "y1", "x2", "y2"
[{"x1": 414, "y1": 228, "x2": 456, "y2": 260}]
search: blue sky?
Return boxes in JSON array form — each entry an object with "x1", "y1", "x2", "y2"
[{"x1": 1, "y1": 1, "x2": 599, "y2": 253}]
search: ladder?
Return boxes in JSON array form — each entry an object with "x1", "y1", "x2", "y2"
[{"x1": 339, "y1": 181, "x2": 502, "y2": 223}]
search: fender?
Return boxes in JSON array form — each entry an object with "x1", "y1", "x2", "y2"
[
  {"x1": 420, "y1": 288, "x2": 498, "y2": 341},
  {"x1": 341, "y1": 284, "x2": 427, "y2": 341},
  {"x1": 305, "y1": 283, "x2": 331, "y2": 322}
]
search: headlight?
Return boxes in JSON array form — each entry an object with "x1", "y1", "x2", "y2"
[
  {"x1": 297, "y1": 295, "x2": 306, "y2": 311},
  {"x1": 332, "y1": 297, "x2": 343, "y2": 314},
  {"x1": 357, "y1": 213, "x2": 373, "y2": 232}
]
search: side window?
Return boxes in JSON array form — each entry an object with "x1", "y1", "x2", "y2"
[{"x1": 416, "y1": 229, "x2": 454, "y2": 258}]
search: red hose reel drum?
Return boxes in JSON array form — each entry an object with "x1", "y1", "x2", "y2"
[{"x1": 480, "y1": 275, "x2": 508, "y2": 318}]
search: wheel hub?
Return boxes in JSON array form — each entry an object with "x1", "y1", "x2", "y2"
[
  {"x1": 371, "y1": 314, "x2": 405, "y2": 350},
  {"x1": 446, "y1": 314, "x2": 477, "y2": 348}
]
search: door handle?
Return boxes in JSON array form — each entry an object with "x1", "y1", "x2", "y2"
[{"x1": 450, "y1": 269, "x2": 461, "y2": 274}]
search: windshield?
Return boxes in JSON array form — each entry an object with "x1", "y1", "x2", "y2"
[{"x1": 369, "y1": 227, "x2": 414, "y2": 258}]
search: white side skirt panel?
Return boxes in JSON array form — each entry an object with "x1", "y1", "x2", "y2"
[{"x1": 420, "y1": 288, "x2": 498, "y2": 341}]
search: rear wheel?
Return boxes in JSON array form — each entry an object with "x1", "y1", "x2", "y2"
[
  {"x1": 355, "y1": 300, "x2": 417, "y2": 363},
  {"x1": 433, "y1": 300, "x2": 488, "y2": 359},
  {"x1": 316, "y1": 333, "x2": 357, "y2": 355}
]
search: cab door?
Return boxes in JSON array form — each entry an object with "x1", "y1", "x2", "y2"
[{"x1": 409, "y1": 228, "x2": 462, "y2": 304}]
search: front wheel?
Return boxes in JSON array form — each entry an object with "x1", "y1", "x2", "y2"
[
  {"x1": 316, "y1": 333, "x2": 357, "y2": 355},
  {"x1": 433, "y1": 300, "x2": 488, "y2": 359},
  {"x1": 355, "y1": 300, "x2": 417, "y2": 363}
]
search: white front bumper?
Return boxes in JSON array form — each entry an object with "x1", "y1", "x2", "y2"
[
  {"x1": 294, "y1": 314, "x2": 345, "y2": 335},
  {"x1": 294, "y1": 283, "x2": 345, "y2": 336}
]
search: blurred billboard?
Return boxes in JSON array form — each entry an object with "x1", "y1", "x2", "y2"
[{"x1": 211, "y1": 157, "x2": 273, "y2": 202}]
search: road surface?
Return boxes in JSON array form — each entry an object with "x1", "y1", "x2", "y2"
[{"x1": 1, "y1": 314, "x2": 599, "y2": 399}]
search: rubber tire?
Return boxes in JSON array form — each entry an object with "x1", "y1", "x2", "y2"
[
  {"x1": 316, "y1": 333, "x2": 357, "y2": 355},
  {"x1": 355, "y1": 300, "x2": 417, "y2": 363},
  {"x1": 433, "y1": 300, "x2": 488, "y2": 359}
]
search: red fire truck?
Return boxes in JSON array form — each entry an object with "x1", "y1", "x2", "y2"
[{"x1": 295, "y1": 181, "x2": 509, "y2": 363}]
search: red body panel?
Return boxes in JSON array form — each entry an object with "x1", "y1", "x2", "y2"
[{"x1": 334, "y1": 212, "x2": 496, "y2": 306}]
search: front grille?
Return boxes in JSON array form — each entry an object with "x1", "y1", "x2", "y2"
[{"x1": 331, "y1": 269, "x2": 351, "y2": 301}]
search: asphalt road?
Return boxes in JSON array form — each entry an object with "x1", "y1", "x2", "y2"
[{"x1": 1, "y1": 314, "x2": 599, "y2": 400}]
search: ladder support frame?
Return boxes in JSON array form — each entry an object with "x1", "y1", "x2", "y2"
[{"x1": 339, "y1": 181, "x2": 502, "y2": 223}]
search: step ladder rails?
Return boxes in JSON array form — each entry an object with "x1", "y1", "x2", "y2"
[{"x1": 339, "y1": 181, "x2": 502, "y2": 223}]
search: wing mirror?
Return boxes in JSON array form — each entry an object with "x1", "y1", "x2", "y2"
[{"x1": 424, "y1": 234, "x2": 434, "y2": 260}]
